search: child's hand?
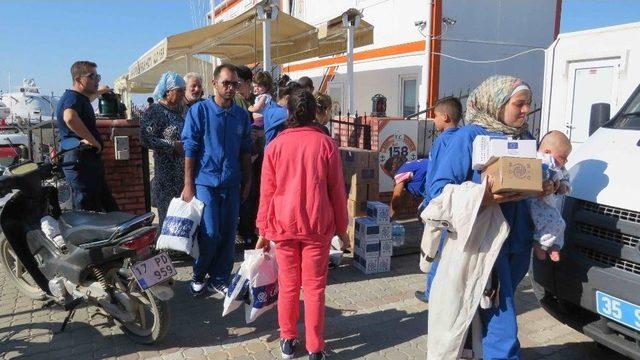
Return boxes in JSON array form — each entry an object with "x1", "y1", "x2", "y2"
[
  {"x1": 548, "y1": 246, "x2": 561, "y2": 262},
  {"x1": 557, "y1": 183, "x2": 569, "y2": 195},
  {"x1": 533, "y1": 243, "x2": 547, "y2": 260}
]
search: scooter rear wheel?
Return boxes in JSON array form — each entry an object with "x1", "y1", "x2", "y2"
[
  {"x1": 108, "y1": 268, "x2": 170, "y2": 344},
  {"x1": 0, "y1": 235, "x2": 46, "y2": 300}
]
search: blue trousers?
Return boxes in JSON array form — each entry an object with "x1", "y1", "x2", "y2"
[
  {"x1": 425, "y1": 230, "x2": 446, "y2": 299},
  {"x1": 193, "y1": 184, "x2": 240, "y2": 285},
  {"x1": 63, "y1": 148, "x2": 118, "y2": 212},
  {"x1": 479, "y1": 247, "x2": 531, "y2": 360}
]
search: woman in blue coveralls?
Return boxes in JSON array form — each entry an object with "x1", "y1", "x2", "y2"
[{"x1": 425, "y1": 75, "x2": 556, "y2": 359}]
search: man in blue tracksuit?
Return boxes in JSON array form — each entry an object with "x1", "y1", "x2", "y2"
[
  {"x1": 415, "y1": 96, "x2": 462, "y2": 304},
  {"x1": 181, "y1": 64, "x2": 253, "y2": 297}
]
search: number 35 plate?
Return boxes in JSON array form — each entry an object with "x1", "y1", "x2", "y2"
[
  {"x1": 596, "y1": 291, "x2": 640, "y2": 331},
  {"x1": 131, "y1": 252, "x2": 177, "y2": 290}
]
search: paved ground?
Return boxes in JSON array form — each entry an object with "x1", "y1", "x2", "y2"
[{"x1": 0, "y1": 252, "x2": 630, "y2": 360}]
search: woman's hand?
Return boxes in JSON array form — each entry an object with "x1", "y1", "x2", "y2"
[
  {"x1": 255, "y1": 236, "x2": 270, "y2": 252},
  {"x1": 482, "y1": 175, "x2": 526, "y2": 206}
]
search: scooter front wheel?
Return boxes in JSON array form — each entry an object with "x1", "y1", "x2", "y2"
[{"x1": 0, "y1": 235, "x2": 46, "y2": 300}]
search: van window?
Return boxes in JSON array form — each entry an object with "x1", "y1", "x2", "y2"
[{"x1": 606, "y1": 89, "x2": 640, "y2": 130}]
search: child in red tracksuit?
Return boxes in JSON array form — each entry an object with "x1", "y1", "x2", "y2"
[{"x1": 255, "y1": 90, "x2": 348, "y2": 360}]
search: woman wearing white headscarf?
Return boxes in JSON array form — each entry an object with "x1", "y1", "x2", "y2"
[
  {"x1": 424, "y1": 75, "x2": 556, "y2": 359},
  {"x1": 141, "y1": 71, "x2": 187, "y2": 225}
]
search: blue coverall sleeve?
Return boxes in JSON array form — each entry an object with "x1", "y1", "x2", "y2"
[
  {"x1": 182, "y1": 104, "x2": 203, "y2": 158},
  {"x1": 424, "y1": 131, "x2": 474, "y2": 203}
]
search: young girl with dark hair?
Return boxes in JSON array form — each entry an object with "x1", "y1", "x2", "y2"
[{"x1": 256, "y1": 90, "x2": 348, "y2": 360}]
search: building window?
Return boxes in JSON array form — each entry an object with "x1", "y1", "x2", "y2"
[{"x1": 401, "y1": 77, "x2": 418, "y2": 117}]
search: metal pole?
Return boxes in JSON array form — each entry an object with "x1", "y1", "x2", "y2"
[
  {"x1": 263, "y1": 17, "x2": 271, "y2": 74},
  {"x1": 346, "y1": 25, "x2": 355, "y2": 114}
]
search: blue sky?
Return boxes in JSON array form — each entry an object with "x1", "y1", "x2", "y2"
[{"x1": 0, "y1": 0, "x2": 639, "y2": 103}]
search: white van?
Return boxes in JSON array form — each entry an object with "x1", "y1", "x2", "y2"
[{"x1": 532, "y1": 84, "x2": 640, "y2": 359}]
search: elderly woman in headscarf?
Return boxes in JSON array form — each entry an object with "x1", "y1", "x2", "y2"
[
  {"x1": 424, "y1": 75, "x2": 556, "y2": 359},
  {"x1": 140, "y1": 71, "x2": 186, "y2": 226}
]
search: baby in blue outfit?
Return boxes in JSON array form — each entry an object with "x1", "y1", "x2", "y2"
[{"x1": 528, "y1": 131, "x2": 572, "y2": 262}]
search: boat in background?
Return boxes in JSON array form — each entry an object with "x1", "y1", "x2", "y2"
[{"x1": 0, "y1": 79, "x2": 57, "y2": 126}]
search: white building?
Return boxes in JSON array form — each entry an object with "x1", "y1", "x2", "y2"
[{"x1": 212, "y1": 0, "x2": 561, "y2": 118}]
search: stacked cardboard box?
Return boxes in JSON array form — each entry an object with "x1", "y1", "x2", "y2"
[
  {"x1": 340, "y1": 147, "x2": 380, "y2": 249},
  {"x1": 353, "y1": 201, "x2": 392, "y2": 274}
]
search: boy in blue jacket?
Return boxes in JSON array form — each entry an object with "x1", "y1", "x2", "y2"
[{"x1": 416, "y1": 96, "x2": 463, "y2": 303}]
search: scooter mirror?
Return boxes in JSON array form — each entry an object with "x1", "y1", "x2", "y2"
[{"x1": 60, "y1": 138, "x2": 81, "y2": 151}]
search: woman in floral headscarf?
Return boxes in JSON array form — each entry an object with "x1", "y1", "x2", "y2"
[
  {"x1": 141, "y1": 71, "x2": 186, "y2": 226},
  {"x1": 424, "y1": 75, "x2": 555, "y2": 359}
]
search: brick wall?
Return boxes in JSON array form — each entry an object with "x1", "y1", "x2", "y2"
[
  {"x1": 96, "y1": 119, "x2": 150, "y2": 215},
  {"x1": 331, "y1": 115, "x2": 404, "y2": 151}
]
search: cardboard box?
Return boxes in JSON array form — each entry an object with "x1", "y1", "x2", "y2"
[
  {"x1": 348, "y1": 199, "x2": 368, "y2": 217},
  {"x1": 472, "y1": 135, "x2": 537, "y2": 170},
  {"x1": 346, "y1": 168, "x2": 378, "y2": 184},
  {"x1": 368, "y1": 182, "x2": 380, "y2": 200},
  {"x1": 354, "y1": 217, "x2": 380, "y2": 241},
  {"x1": 377, "y1": 256, "x2": 391, "y2": 273},
  {"x1": 340, "y1": 147, "x2": 378, "y2": 168},
  {"x1": 380, "y1": 240, "x2": 393, "y2": 257},
  {"x1": 347, "y1": 220, "x2": 356, "y2": 250},
  {"x1": 346, "y1": 182, "x2": 379, "y2": 202},
  {"x1": 366, "y1": 201, "x2": 390, "y2": 223},
  {"x1": 482, "y1": 157, "x2": 542, "y2": 194},
  {"x1": 353, "y1": 253, "x2": 378, "y2": 274},
  {"x1": 379, "y1": 223, "x2": 392, "y2": 241},
  {"x1": 354, "y1": 237, "x2": 381, "y2": 257}
]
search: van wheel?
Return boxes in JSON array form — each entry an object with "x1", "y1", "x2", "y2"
[{"x1": 0, "y1": 235, "x2": 47, "y2": 300}]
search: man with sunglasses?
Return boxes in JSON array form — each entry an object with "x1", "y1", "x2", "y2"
[
  {"x1": 181, "y1": 63, "x2": 253, "y2": 297},
  {"x1": 55, "y1": 60, "x2": 118, "y2": 212}
]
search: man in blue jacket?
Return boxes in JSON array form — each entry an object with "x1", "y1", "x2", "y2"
[{"x1": 181, "y1": 64, "x2": 253, "y2": 297}]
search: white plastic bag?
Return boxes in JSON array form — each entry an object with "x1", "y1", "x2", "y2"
[
  {"x1": 155, "y1": 197, "x2": 204, "y2": 258},
  {"x1": 245, "y1": 243, "x2": 278, "y2": 323},
  {"x1": 40, "y1": 216, "x2": 66, "y2": 250},
  {"x1": 222, "y1": 254, "x2": 251, "y2": 317}
]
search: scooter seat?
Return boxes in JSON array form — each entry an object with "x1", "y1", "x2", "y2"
[{"x1": 59, "y1": 211, "x2": 138, "y2": 246}]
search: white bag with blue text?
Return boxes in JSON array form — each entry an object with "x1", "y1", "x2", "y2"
[
  {"x1": 245, "y1": 243, "x2": 278, "y2": 323},
  {"x1": 222, "y1": 253, "x2": 251, "y2": 317},
  {"x1": 155, "y1": 197, "x2": 204, "y2": 258}
]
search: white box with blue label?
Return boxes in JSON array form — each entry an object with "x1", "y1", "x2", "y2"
[
  {"x1": 366, "y1": 201, "x2": 390, "y2": 223},
  {"x1": 377, "y1": 256, "x2": 391, "y2": 273},
  {"x1": 354, "y1": 217, "x2": 381, "y2": 242},
  {"x1": 378, "y1": 223, "x2": 392, "y2": 241},
  {"x1": 354, "y1": 237, "x2": 381, "y2": 257},
  {"x1": 379, "y1": 240, "x2": 393, "y2": 257},
  {"x1": 472, "y1": 135, "x2": 537, "y2": 170},
  {"x1": 353, "y1": 252, "x2": 378, "y2": 274}
]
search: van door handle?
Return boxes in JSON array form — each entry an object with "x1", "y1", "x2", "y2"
[{"x1": 565, "y1": 123, "x2": 576, "y2": 129}]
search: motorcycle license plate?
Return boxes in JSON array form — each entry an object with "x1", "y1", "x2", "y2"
[
  {"x1": 131, "y1": 252, "x2": 177, "y2": 290},
  {"x1": 595, "y1": 291, "x2": 640, "y2": 331}
]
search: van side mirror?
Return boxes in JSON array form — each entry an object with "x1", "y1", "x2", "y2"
[{"x1": 589, "y1": 103, "x2": 610, "y2": 136}]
